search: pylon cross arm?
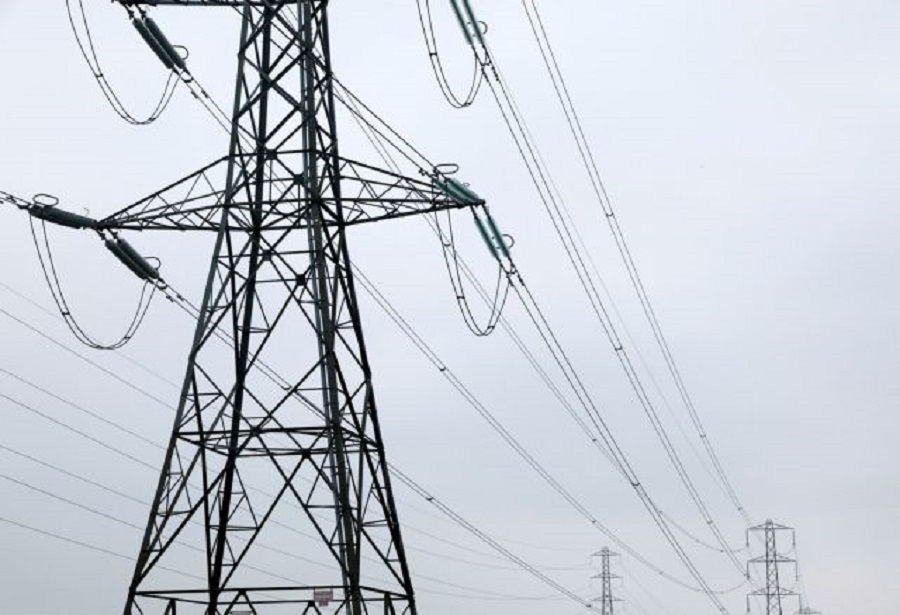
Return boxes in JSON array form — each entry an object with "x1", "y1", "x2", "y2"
[
  {"x1": 0, "y1": 190, "x2": 32, "y2": 210},
  {"x1": 749, "y1": 589, "x2": 798, "y2": 596},
  {"x1": 95, "y1": 154, "x2": 481, "y2": 233},
  {"x1": 117, "y1": 1, "x2": 294, "y2": 6}
]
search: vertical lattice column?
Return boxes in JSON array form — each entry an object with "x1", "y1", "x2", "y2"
[{"x1": 123, "y1": 3, "x2": 417, "y2": 613}]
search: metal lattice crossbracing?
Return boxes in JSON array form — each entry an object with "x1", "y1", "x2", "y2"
[
  {"x1": 591, "y1": 547, "x2": 621, "y2": 615},
  {"x1": 114, "y1": 2, "x2": 480, "y2": 613},
  {"x1": 747, "y1": 521, "x2": 798, "y2": 615}
]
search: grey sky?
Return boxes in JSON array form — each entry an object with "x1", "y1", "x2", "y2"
[{"x1": 1, "y1": 1, "x2": 897, "y2": 614}]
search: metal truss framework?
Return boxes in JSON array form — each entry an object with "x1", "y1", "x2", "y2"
[
  {"x1": 747, "y1": 521, "x2": 798, "y2": 615},
  {"x1": 591, "y1": 547, "x2": 621, "y2": 615},
  {"x1": 111, "y1": 1, "x2": 482, "y2": 613}
]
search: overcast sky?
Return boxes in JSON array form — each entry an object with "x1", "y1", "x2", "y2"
[{"x1": 0, "y1": 1, "x2": 898, "y2": 614}]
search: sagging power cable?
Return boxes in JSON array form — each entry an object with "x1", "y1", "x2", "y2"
[
  {"x1": 65, "y1": 0, "x2": 179, "y2": 125},
  {"x1": 519, "y1": 0, "x2": 752, "y2": 529},
  {"x1": 0, "y1": 369, "x2": 588, "y2": 603},
  {"x1": 414, "y1": 0, "x2": 484, "y2": 108},
  {"x1": 67, "y1": 1, "x2": 239, "y2": 138},
  {"x1": 390, "y1": 464, "x2": 598, "y2": 611},
  {"x1": 442, "y1": 0, "x2": 749, "y2": 585},
  {"x1": 342, "y1": 73, "x2": 746, "y2": 599},
  {"x1": 28, "y1": 199, "x2": 159, "y2": 350},
  {"x1": 3, "y1": 190, "x2": 166, "y2": 350},
  {"x1": 12, "y1": 8, "x2": 740, "y2": 608},
  {"x1": 434, "y1": 205, "x2": 511, "y2": 336},
  {"x1": 332, "y1": 77, "x2": 513, "y2": 337}
]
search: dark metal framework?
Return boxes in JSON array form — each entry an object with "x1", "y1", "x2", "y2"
[
  {"x1": 747, "y1": 521, "x2": 798, "y2": 615},
  {"x1": 110, "y1": 1, "x2": 481, "y2": 613},
  {"x1": 591, "y1": 547, "x2": 620, "y2": 615}
]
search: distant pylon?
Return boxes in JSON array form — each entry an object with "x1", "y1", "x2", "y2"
[
  {"x1": 591, "y1": 547, "x2": 621, "y2": 615},
  {"x1": 747, "y1": 520, "x2": 798, "y2": 615}
]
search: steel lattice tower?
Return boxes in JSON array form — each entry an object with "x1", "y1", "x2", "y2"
[
  {"x1": 747, "y1": 520, "x2": 798, "y2": 615},
  {"x1": 101, "y1": 1, "x2": 481, "y2": 613},
  {"x1": 592, "y1": 547, "x2": 620, "y2": 615}
]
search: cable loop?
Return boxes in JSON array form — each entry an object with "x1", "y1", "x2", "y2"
[
  {"x1": 33, "y1": 194, "x2": 60, "y2": 208},
  {"x1": 65, "y1": 0, "x2": 179, "y2": 125},
  {"x1": 433, "y1": 163, "x2": 460, "y2": 176},
  {"x1": 29, "y1": 217, "x2": 158, "y2": 350},
  {"x1": 414, "y1": 0, "x2": 485, "y2": 108}
]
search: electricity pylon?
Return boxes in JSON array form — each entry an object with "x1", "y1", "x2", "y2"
[
  {"x1": 99, "y1": 1, "x2": 482, "y2": 613},
  {"x1": 592, "y1": 547, "x2": 621, "y2": 615},
  {"x1": 747, "y1": 520, "x2": 798, "y2": 615}
]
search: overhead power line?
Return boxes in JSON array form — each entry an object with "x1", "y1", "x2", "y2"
[
  {"x1": 518, "y1": 0, "x2": 751, "y2": 527},
  {"x1": 435, "y1": 0, "x2": 750, "y2": 590},
  {"x1": 0, "y1": 302, "x2": 591, "y2": 605},
  {"x1": 2, "y1": 253, "x2": 737, "y2": 604},
  {"x1": 414, "y1": 0, "x2": 484, "y2": 108},
  {"x1": 65, "y1": 0, "x2": 179, "y2": 125},
  {"x1": 353, "y1": 266, "x2": 714, "y2": 591},
  {"x1": 0, "y1": 515, "x2": 202, "y2": 580},
  {"x1": 341, "y1": 65, "x2": 749, "y2": 602},
  {"x1": 0, "y1": 406, "x2": 583, "y2": 603},
  {"x1": 14, "y1": 15, "x2": 740, "y2": 600},
  {"x1": 3, "y1": 0, "x2": 760, "y2": 611},
  {"x1": 389, "y1": 464, "x2": 598, "y2": 610}
]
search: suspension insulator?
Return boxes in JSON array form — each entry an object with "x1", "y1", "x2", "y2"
[
  {"x1": 439, "y1": 177, "x2": 482, "y2": 204},
  {"x1": 116, "y1": 238, "x2": 160, "y2": 280},
  {"x1": 104, "y1": 238, "x2": 159, "y2": 281},
  {"x1": 460, "y1": 0, "x2": 486, "y2": 47},
  {"x1": 105, "y1": 238, "x2": 146, "y2": 280},
  {"x1": 473, "y1": 214, "x2": 500, "y2": 261},
  {"x1": 143, "y1": 17, "x2": 186, "y2": 71},
  {"x1": 29, "y1": 205, "x2": 96, "y2": 229},
  {"x1": 484, "y1": 210, "x2": 509, "y2": 258},
  {"x1": 133, "y1": 19, "x2": 174, "y2": 70},
  {"x1": 449, "y1": 0, "x2": 474, "y2": 46},
  {"x1": 133, "y1": 17, "x2": 186, "y2": 72}
]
